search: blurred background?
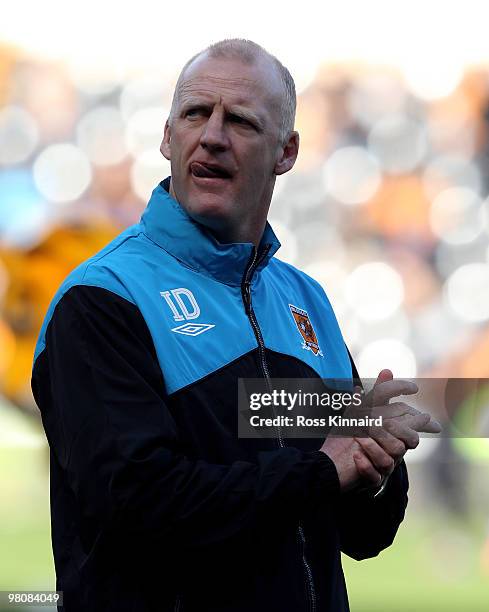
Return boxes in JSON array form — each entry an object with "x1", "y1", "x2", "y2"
[{"x1": 0, "y1": 1, "x2": 488, "y2": 610}]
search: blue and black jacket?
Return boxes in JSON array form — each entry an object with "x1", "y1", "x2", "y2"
[{"x1": 32, "y1": 178, "x2": 408, "y2": 612}]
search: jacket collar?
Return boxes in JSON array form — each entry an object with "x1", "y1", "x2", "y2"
[{"x1": 140, "y1": 178, "x2": 281, "y2": 286}]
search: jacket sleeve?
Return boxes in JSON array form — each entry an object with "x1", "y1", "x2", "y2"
[
  {"x1": 338, "y1": 459, "x2": 409, "y2": 560},
  {"x1": 32, "y1": 285, "x2": 341, "y2": 550}
]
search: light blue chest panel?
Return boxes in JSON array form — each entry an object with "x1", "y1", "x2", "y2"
[{"x1": 254, "y1": 260, "x2": 351, "y2": 380}]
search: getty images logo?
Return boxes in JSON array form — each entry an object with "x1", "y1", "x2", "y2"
[{"x1": 160, "y1": 288, "x2": 215, "y2": 337}]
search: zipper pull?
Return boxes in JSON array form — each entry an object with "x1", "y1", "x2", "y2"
[
  {"x1": 243, "y1": 282, "x2": 252, "y2": 314},
  {"x1": 242, "y1": 246, "x2": 257, "y2": 314}
]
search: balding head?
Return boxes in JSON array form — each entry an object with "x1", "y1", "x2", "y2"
[{"x1": 169, "y1": 39, "x2": 296, "y2": 145}]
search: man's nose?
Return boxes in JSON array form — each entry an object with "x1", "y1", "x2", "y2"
[{"x1": 199, "y1": 110, "x2": 229, "y2": 152}]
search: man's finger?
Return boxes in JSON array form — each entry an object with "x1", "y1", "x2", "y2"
[
  {"x1": 375, "y1": 369, "x2": 393, "y2": 385},
  {"x1": 373, "y1": 401, "x2": 420, "y2": 419},
  {"x1": 353, "y1": 437, "x2": 395, "y2": 477},
  {"x1": 391, "y1": 412, "x2": 442, "y2": 434},
  {"x1": 383, "y1": 419, "x2": 420, "y2": 449},
  {"x1": 411, "y1": 415, "x2": 442, "y2": 434},
  {"x1": 352, "y1": 451, "x2": 382, "y2": 486},
  {"x1": 369, "y1": 379, "x2": 419, "y2": 407},
  {"x1": 363, "y1": 427, "x2": 407, "y2": 463}
]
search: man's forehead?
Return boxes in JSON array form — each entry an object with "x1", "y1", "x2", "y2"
[
  {"x1": 176, "y1": 54, "x2": 283, "y2": 105},
  {"x1": 178, "y1": 75, "x2": 260, "y2": 101}
]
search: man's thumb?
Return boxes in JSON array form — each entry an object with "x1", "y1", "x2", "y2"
[{"x1": 375, "y1": 369, "x2": 393, "y2": 386}]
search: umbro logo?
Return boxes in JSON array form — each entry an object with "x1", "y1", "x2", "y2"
[{"x1": 172, "y1": 323, "x2": 215, "y2": 336}]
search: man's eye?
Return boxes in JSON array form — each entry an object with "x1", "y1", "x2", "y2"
[
  {"x1": 230, "y1": 115, "x2": 251, "y2": 127},
  {"x1": 185, "y1": 108, "x2": 205, "y2": 118}
]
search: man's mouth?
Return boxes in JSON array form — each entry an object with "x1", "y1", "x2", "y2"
[{"x1": 190, "y1": 161, "x2": 232, "y2": 180}]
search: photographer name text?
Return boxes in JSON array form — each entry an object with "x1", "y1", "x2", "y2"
[{"x1": 249, "y1": 414, "x2": 383, "y2": 428}]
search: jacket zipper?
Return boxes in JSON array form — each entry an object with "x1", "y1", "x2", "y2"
[
  {"x1": 240, "y1": 245, "x2": 317, "y2": 612},
  {"x1": 298, "y1": 524, "x2": 316, "y2": 612},
  {"x1": 241, "y1": 245, "x2": 283, "y2": 444}
]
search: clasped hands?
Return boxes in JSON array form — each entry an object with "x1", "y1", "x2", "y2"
[{"x1": 320, "y1": 369, "x2": 442, "y2": 492}]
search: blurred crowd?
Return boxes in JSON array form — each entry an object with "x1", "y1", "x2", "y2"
[{"x1": 0, "y1": 42, "x2": 488, "y2": 463}]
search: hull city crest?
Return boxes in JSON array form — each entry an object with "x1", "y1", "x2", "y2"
[{"x1": 289, "y1": 304, "x2": 323, "y2": 357}]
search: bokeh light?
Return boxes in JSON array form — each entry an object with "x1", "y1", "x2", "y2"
[
  {"x1": 0, "y1": 106, "x2": 39, "y2": 166},
  {"x1": 125, "y1": 107, "x2": 167, "y2": 157},
  {"x1": 357, "y1": 338, "x2": 417, "y2": 377},
  {"x1": 430, "y1": 187, "x2": 484, "y2": 245},
  {"x1": 344, "y1": 261, "x2": 404, "y2": 321},
  {"x1": 323, "y1": 146, "x2": 382, "y2": 205},
  {"x1": 423, "y1": 155, "x2": 482, "y2": 200},
  {"x1": 120, "y1": 76, "x2": 171, "y2": 121},
  {"x1": 367, "y1": 114, "x2": 428, "y2": 174},
  {"x1": 33, "y1": 143, "x2": 92, "y2": 203},
  {"x1": 354, "y1": 309, "x2": 411, "y2": 347},
  {"x1": 403, "y1": 59, "x2": 464, "y2": 101},
  {"x1": 76, "y1": 106, "x2": 127, "y2": 166},
  {"x1": 444, "y1": 263, "x2": 489, "y2": 323}
]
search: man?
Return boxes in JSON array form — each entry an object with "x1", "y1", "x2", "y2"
[{"x1": 32, "y1": 39, "x2": 439, "y2": 611}]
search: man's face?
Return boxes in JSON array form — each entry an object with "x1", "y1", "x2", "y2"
[{"x1": 161, "y1": 53, "x2": 298, "y2": 244}]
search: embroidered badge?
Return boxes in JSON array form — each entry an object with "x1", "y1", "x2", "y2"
[{"x1": 289, "y1": 304, "x2": 323, "y2": 357}]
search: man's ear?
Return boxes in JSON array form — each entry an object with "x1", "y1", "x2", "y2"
[
  {"x1": 160, "y1": 120, "x2": 171, "y2": 160},
  {"x1": 274, "y1": 131, "x2": 299, "y2": 176}
]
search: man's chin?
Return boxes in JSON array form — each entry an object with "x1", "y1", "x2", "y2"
[
  {"x1": 185, "y1": 197, "x2": 234, "y2": 229},
  {"x1": 185, "y1": 181, "x2": 233, "y2": 214},
  {"x1": 174, "y1": 179, "x2": 239, "y2": 238}
]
